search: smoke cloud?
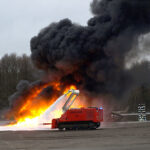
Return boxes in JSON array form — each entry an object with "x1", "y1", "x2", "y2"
[
  {"x1": 4, "y1": 0, "x2": 150, "y2": 121},
  {"x1": 30, "y1": 0, "x2": 150, "y2": 98}
]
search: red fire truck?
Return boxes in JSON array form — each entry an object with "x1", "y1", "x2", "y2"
[
  {"x1": 51, "y1": 89, "x2": 103, "y2": 130},
  {"x1": 43, "y1": 89, "x2": 103, "y2": 130}
]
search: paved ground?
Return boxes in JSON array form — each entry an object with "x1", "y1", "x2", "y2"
[{"x1": 0, "y1": 122, "x2": 150, "y2": 150}]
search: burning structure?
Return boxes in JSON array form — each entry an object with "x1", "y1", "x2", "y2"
[{"x1": 2, "y1": 0, "x2": 150, "y2": 129}]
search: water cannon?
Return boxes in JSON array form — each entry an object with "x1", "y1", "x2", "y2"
[
  {"x1": 62, "y1": 89, "x2": 80, "y2": 112},
  {"x1": 64, "y1": 89, "x2": 80, "y2": 96}
]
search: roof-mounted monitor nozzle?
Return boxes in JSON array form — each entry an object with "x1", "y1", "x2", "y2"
[{"x1": 62, "y1": 89, "x2": 80, "y2": 112}]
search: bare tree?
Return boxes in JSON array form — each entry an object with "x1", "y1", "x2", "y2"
[{"x1": 0, "y1": 53, "x2": 39, "y2": 109}]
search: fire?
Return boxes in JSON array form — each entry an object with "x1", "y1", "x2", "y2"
[
  {"x1": 63, "y1": 85, "x2": 77, "y2": 94},
  {"x1": 4, "y1": 83, "x2": 86, "y2": 130},
  {"x1": 51, "y1": 109, "x2": 63, "y2": 119},
  {"x1": 7, "y1": 117, "x2": 40, "y2": 128}
]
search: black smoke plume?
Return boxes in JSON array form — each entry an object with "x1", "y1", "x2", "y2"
[
  {"x1": 31, "y1": 0, "x2": 150, "y2": 98},
  {"x1": 5, "y1": 0, "x2": 150, "y2": 120}
]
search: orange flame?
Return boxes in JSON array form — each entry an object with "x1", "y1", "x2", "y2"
[
  {"x1": 63, "y1": 85, "x2": 77, "y2": 94},
  {"x1": 6, "y1": 83, "x2": 87, "y2": 129}
]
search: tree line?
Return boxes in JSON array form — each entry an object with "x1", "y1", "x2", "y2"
[
  {"x1": 0, "y1": 54, "x2": 39, "y2": 109},
  {"x1": 0, "y1": 53, "x2": 149, "y2": 112}
]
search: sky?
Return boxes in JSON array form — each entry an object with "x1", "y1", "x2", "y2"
[{"x1": 0, "y1": 0, "x2": 92, "y2": 57}]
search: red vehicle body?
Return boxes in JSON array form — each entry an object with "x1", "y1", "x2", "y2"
[{"x1": 51, "y1": 107, "x2": 103, "y2": 130}]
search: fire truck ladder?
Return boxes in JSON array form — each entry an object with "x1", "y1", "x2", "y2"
[{"x1": 62, "y1": 89, "x2": 80, "y2": 112}]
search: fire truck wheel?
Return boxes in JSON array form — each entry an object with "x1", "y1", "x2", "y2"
[
  {"x1": 65, "y1": 128, "x2": 71, "y2": 130},
  {"x1": 58, "y1": 128, "x2": 63, "y2": 131},
  {"x1": 96, "y1": 122, "x2": 100, "y2": 128}
]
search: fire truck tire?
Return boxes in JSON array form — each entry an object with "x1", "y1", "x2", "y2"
[
  {"x1": 58, "y1": 121, "x2": 101, "y2": 130},
  {"x1": 58, "y1": 126, "x2": 63, "y2": 130},
  {"x1": 96, "y1": 122, "x2": 101, "y2": 128},
  {"x1": 58, "y1": 123, "x2": 63, "y2": 130},
  {"x1": 88, "y1": 122, "x2": 100, "y2": 129}
]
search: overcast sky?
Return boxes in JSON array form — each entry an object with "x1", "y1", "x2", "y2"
[{"x1": 0, "y1": 0, "x2": 92, "y2": 57}]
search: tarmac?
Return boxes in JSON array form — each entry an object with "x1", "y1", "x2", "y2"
[{"x1": 0, "y1": 121, "x2": 150, "y2": 150}]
